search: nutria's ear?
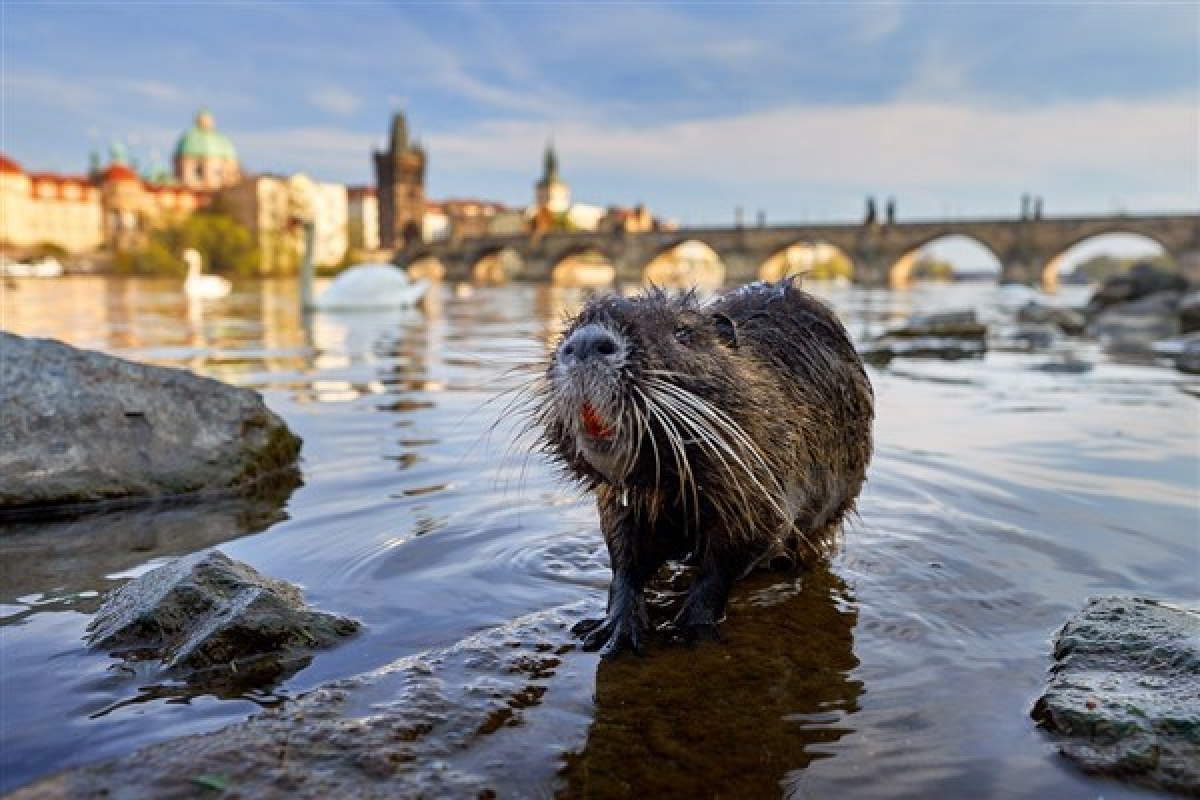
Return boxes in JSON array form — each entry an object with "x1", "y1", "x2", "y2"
[{"x1": 711, "y1": 312, "x2": 738, "y2": 349}]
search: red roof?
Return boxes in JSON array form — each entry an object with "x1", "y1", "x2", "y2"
[
  {"x1": 101, "y1": 163, "x2": 139, "y2": 183},
  {"x1": 0, "y1": 154, "x2": 23, "y2": 175}
]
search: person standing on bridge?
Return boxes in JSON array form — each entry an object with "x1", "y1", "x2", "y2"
[
  {"x1": 865, "y1": 196, "x2": 877, "y2": 226},
  {"x1": 886, "y1": 197, "x2": 896, "y2": 226}
]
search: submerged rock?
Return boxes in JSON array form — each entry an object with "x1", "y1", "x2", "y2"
[
  {"x1": 1153, "y1": 332, "x2": 1200, "y2": 375},
  {"x1": 1016, "y1": 302, "x2": 1087, "y2": 336},
  {"x1": 1089, "y1": 293, "x2": 1183, "y2": 349},
  {"x1": 862, "y1": 310, "x2": 988, "y2": 363},
  {"x1": 883, "y1": 309, "x2": 988, "y2": 340},
  {"x1": 0, "y1": 485, "x2": 297, "y2": 624},
  {"x1": 1086, "y1": 263, "x2": 1188, "y2": 314},
  {"x1": 19, "y1": 601, "x2": 599, "y2": 800},
  {"x1": 861, "y1": 336, "x2": 986, "y2": 364},
  {"x1": 1031, "y1": 596, "x2": 1200, "y2": 795},
  {"x1": 0, "y1": 332, "x2": 301, "y2": 512},
  {"x1": 1180, "y1": 290, "x2": 1200, "y2": 335},
  {"x1": 86, "y1": 550, "x2": 360, "y2": 682}
]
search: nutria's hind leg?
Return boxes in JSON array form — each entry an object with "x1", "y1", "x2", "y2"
[{"x1": 668, "y1": 542, "x2": 764, "y2": 643}]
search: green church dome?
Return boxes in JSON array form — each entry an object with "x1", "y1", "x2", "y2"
[{"x1": 174, "y1": 110, "x2": 238, "y2": 161}]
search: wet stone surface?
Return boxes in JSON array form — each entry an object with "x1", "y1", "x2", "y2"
[
  {"x1": 1032, "y1": 596, "x2": 1200, "y2": 795},
  {"x1": 0, "y1": 332, "x2": 301, "y2": 512},
  {"x1": 86, "y1": 550, "x2": 360, "y2": 684},
  {"x1": 14, "y1": 601, "x2": 599, "y2": 800}
]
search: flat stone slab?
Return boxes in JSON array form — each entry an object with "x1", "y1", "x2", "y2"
[
  {"x1": 86, "y1": 550, "x2": 360, "y2": 682},
  {"x1": 1032, "y1": 596, "x2": 1200, "y2": 795},
  {"x1": 13, "y1": 601, "x2": 599, "y2": 800},
  {"x1": 0, "y1": 332, "x2": 301, "y2": 511}
]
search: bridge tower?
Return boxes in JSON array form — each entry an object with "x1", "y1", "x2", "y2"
[{"x1": 373, "y1": 112, "x2": 426, "y2": 249}]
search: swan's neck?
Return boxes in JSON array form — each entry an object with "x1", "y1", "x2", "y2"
[{"x1": 186, "y1": 261, "x2": 200, "y2": 278}]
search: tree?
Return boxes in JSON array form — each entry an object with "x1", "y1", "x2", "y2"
[{"x1": 113, "y1": 211, "x2": 259, "y2": 276}]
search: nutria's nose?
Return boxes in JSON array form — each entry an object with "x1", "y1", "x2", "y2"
[{"x1": 561, "y1": 325, "x2": 620, "y2": 363}]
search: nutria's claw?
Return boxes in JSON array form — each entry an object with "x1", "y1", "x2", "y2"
[
  {"x1": 580, "y1": 615, "x2": 645, "y2": 657},
  {"x1": 571, "y1": 617, "x2": 605, "y2": 637}
]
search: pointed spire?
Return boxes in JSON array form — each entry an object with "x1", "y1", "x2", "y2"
[
  {"x1": 389, "y1": 112, "x2": 409, "y2": 156},
  {"x1": 542, "y1": 140, "x2": 559, "y2": 185}
]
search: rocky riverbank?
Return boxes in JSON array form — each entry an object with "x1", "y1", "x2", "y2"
[{"x1": 0, "y1": 332, "x2": 301, "y2": 513}]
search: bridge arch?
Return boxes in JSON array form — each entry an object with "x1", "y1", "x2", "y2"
[
  {"x1": 469, "y1": 245, "x2": 525, "y2": 285},
  {"x1": 889, "y1": 234, "x2": 1004, "y2": 288},
  {"x1": 640, "y1": 239, "x2": 725, "y2": 288},
  {"x1": 1040, "y1": 229, "x2": 1174, "y2": 291},
  {"x1": 759, "y1": 241, "x2": 856, "y2": 283},
  {"x1": 548, "y1": 244, "x2": 617, "y2": 288},
  {"x1": 406, "y1": 254, "x2": 446, "y2": 282}
]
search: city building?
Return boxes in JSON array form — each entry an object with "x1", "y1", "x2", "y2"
[
  {"x1": 173, "y1": 109, "x2": 242, "y2": 191},
  {"x1": 421, "y1": 201, "x2": 451, "y2": 242},
  {"x1": 373, "y1": 112, "x2": 426, "y2": 249},
  {"x1": 599, "y1": 204, "x2": 660, "y2": 234},
  {"x1": 348, "y1": 186, "x2": 380, "y2": 251},
  {"x1": 438, "y1": 198, "x2": 513, "y2": 239},
  {"x1": 0, "y1": 148, "x2": 205, "y2": 259},
  {"x1": 219, "y1": 173, "x2": 347, "y2": 273}
]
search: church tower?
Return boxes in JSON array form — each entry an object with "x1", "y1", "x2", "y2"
[
  {"x1": 373, "y1": 112, "x2": 426, "y2": 249},
  {"x1": 534, "y1": 142, "x2": 570, "y2": 214}
]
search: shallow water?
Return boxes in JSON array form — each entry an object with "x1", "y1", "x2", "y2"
[{"x1": 0, "y1": 277, "x2": 1196, "y2": 797}]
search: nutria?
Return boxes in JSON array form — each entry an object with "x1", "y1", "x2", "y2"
[{"x1": 533, "y1": 279, "x2": 874, "y2": 656}]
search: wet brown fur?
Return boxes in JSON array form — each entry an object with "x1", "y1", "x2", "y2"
[{"x1": 533, "y1": 279, "x2": 874, "y2": 655}]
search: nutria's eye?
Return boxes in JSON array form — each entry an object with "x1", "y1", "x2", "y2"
[{"x1": 673, "y1": 326, "x2": 693, "y2": 345}]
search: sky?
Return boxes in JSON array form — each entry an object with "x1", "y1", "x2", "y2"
[{"x1": 3, "y1": 1, "x2": 1197, "y2": 265}]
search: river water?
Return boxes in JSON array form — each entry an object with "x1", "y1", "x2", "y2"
[{"x1": 0, "y1": 276, "x2": 1196, "y2": 797}]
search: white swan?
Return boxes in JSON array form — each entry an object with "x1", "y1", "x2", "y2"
[
  {"x1": 297, "y1": 221, "x2": 428, "y2": 311},
  {"x1": 182, "y1": 249, "x2": 231, "y2": 299}
]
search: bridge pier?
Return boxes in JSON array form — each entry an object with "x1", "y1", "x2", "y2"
[
  {"x1": 720, "y1": 251, "x2": 762, "y2": 286},
  {"x1": 999, "y1": 260, "x2": 1038, "y2": 286},
  {"x1": 1177, "y1": 251, "x2": 1200, "y2": 286}
]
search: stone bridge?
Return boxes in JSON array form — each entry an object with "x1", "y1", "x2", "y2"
[{"x1": 398, "y1": 212, "x2": 1200, "y2": 289}]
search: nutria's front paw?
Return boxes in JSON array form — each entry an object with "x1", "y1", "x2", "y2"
[{"x1": 577, "y1": 608, "x2": 646, "y2": 657}]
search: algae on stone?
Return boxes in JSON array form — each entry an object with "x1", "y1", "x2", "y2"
[{"x1": 1032, "y1": 596, "x2": 1200, "y2": 795}]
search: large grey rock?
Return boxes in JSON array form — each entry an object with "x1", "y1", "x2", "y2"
[
  {"x1": 86, "y1": 550, "x2": 360, "y2": 680},
  {"x1": 0, "y1": 332, "x2": 301, "y2": 511},
  {"x1": 1032, "y1": 596, "x2": 1200, "y2": 795}
]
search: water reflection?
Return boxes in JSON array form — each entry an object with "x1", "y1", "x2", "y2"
[
  {"x1": 0, "y1": 484, "x2": 298, "y2": 627},
  {"x1": 0, "y1": 277, "x2": 1195, "y2": 799},
  {"x1": 562, "y1": 560, "x2": 861, "y2": 798}
]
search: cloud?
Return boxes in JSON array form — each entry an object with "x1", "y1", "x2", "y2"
[
  {"x1": 428, "y1": 99, "x2": 1197, "y2": 198},
  {"x1": 232, "y1": 127, "x2": 375, "y2": 182},
  {"x1": 309, "y1": 85, "x2": 361, "y2": 116}
]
